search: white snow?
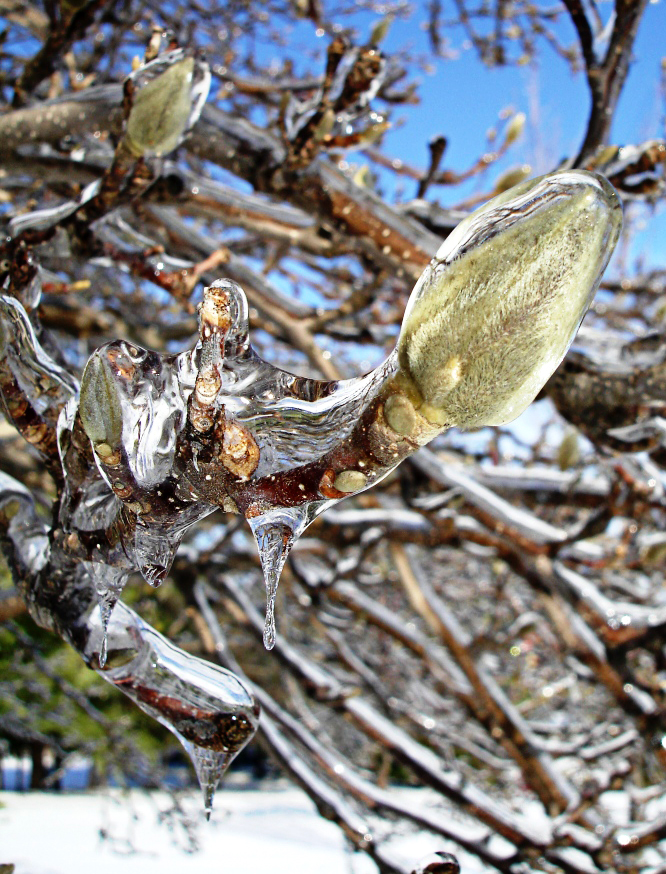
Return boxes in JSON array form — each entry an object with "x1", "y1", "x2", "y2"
[{"x1": 0, "y1": 784, "x2": 378, "y2": 874}]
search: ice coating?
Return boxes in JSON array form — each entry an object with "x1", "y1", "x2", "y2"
[
  {"x1": 78, "y1": 279, "x2": 413, "y2": 646},
  {"x1": 397, "y1": 170, "x2": 623, "y2": 428},
  {"x1": 0, "y1": 460, "x2": 259, "y2": 814},
  {"x1": 124, "y1": 49, "x2": 211, "y2": 158},
  {"x1": 85, "y1": 599, "x2": 259, "y2": 812},
  {"x1": 0, "y1": 170, "x2": 622, "y2": 805},
  {"x1": 79, "y1": 344, "x2": 217, "y2": 597},
  {"x1": 74, "y1": 172, "x2": 622, "y2": 647},
  {"x1": 0, "y1": 294, "x2": 78, "y2": 420}
]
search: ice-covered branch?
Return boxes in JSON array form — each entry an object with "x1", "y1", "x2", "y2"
[
  {"x1": 0, "y1": 460, "x2": 259, "y2": 814},
  {"x1": 547, "y1": 329, "x2": 666, "y2": 457},
  {"x1": 193, "y1": 580, "x2": 518, "y2": 872},
  {"x1": 74, "y1": 169, "x2": 621, "y2": 651},
  {"x1": 0, "y1": 167, "x2": 620, "y2": 818}
]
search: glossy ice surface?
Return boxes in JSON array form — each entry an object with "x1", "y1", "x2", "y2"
[{"x1": 0, "y1": 169, "x2": 621, "y2": 812}]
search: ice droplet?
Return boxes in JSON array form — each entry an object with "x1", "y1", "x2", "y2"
[
  {"x1": 83, "y1": 561, "x2": 129, "y2": 668},
  {"x1": 180, "y1": 740, "x2": 233, "y2": 819},
  {"x1": 248, "y1": 507, "x2": 318, "y2": 650},
  {"x1": 133, "y1": 523, "x2": 183, "y2": 587}
]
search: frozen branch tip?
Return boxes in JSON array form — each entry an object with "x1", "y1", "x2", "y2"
[
  {"x1": 0, "y1": 166, "x2": 621, "y2": 817},
  {"x1": 76, "y1": 169, "x2": 621, "y2": 654}
]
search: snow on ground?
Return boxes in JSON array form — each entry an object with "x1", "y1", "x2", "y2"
[{"x1": 0, "y1": 783, "x2": 379, "y2": 874}]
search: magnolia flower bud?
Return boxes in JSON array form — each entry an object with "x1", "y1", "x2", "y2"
[
  {"x1": 370, "y1": 14, "x2": 394, "y2": 46},
  {"x1": 79, "y1": 352, "x2": 123, "y2": 448},
  {"x1": 502, "y1": 111, "x2": 526, "y2": 147},
  {"x1": 396, "y1": 169, "x2": 622, "y2": 429},
  {"x1": 492, "y1": 163, "x2": 532, "y2": 194},
  {"x1": 124, "y1": 51, "x2": 211, "y2": 157}
]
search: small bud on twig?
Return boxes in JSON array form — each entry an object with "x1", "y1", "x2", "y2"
[
  {"x1": 79, "y1": 353, "x2": 124, "y2": 447},
  {"x1": 124, "y1": 51, "x2": 211, "y2": 157}
]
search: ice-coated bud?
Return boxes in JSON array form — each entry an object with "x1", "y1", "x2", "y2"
[
  {"x1": 492, "y1": 163, "x2": 532, "y2": 194},
  {"x1": 396, "y1": 169, "x2": 622, "y2": 429},
  {"x1": 124, "y1": 51, "x2": 211, "y2": 157},
  {"x1": 79, "y1": 352, "x2": 124, "y2": 447}
]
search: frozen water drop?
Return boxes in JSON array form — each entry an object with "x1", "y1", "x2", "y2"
[
  {"x1": 181, "y1": 740, "x2": 233, "y2": 819},
  {"x1": 248, "y1": 507, "x2": 317, "y2": 650},
  {"x1": 83, "y1": 561, "x2": 128, "y2": 668},
  {"x1": 249, "y1": 518, "x2": 294, "y2": 650},
  {"x1": 98, "y1": 593, "x2": 114, "y2": 668},
  {"x1": 134, "y1": 523, "x2": 183, "y2": 587}
]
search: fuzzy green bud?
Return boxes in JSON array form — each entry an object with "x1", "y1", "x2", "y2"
[
  {"x1": 79, "y1": 353, "x2": 124, "y2": 447},
  {"x1": 492, "y1": 164, "x2": 532, "y2": 194},
  {"x1": 502, "y1": 111, "x2": 526, "y2": 147},
  {"x1": 125, "y1": 57, "x2": 197, "y2": 157},
  {"x1": 396, "y1": 169, "x2": 622, "y2": 429},
  {"x1": 370, "y1": 14, "x2": 393, "y2": 45}
]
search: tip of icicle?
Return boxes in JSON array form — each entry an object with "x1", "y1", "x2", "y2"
[
  {"x1": 263, "y1": 616, "x2": 276, "y2": 650},
  {"x1": 141, "y1": 564, "x2": 168, "y2": 587}
]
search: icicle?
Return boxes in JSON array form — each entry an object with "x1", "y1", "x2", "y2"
[
  {"x1": 89, "y1": 602, "x2": 259, "y2": 815},
  {"x1": 97, "y1": 596, "x2": 113, "y2": 669},
  {"x1": 180, "y1": 740, "x2": 233, "y2": 820},
  {"x1": 250, "y1": 519, "x2": 292, "y2": 650},
  {"x1": 133, "y1": 522, "x2": 183, "y2": 587},
  {"x1": 83, "y1": 562, "x2": 129, "y2": 667},
  {"x1": 248, "y1": 507, "x2": 315, "y2": 650}
]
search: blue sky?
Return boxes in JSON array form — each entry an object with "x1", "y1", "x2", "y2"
[
  {"x1": 381, "y1": 3, "x2": 665, "y2": 172},
  {"x1": 6, "y1": 1, "x2": 664, "y2": 272},
  {"x1": 372, "y1": 1, "x2": 666, "y2": 271}
]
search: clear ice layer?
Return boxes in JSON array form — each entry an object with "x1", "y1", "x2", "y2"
[
  {"x1": 86, "y1": 600, "x2": 259, "y2": 802},
  {"x1": 181, "y1": 741, "x2": 235, "y2": 819},
  {"x1": 0, "y1": 169, "x2": 622, "y2": 808},
  {"x1": 77, "y1": 278, "x2": 407, "y2": 646},
  {"x1": 75, "y1": 172, "x2": 622, "y2": 646}
]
